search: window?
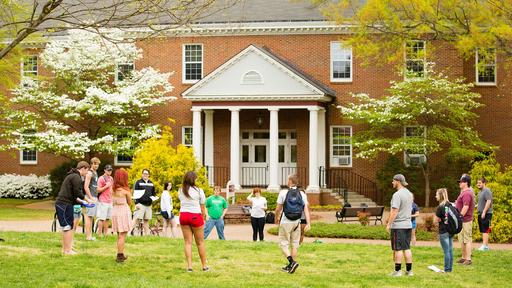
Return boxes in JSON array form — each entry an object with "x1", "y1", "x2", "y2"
[
  {"x1": 330, "y1": 42, "x2": 352, "y2": 82},
  {"x1": 182, "y1": 127, "x2": 193, "y2": 147},
  {"x1": 404, "y1": 126, "x2": 426, "y2": 167},
  {"x1": 115, "y1": 132, "x2": 133, "y2": 166},
  {"x1": 116, "y1": 62, "x2": 134, "y2": 82},
  {"x1": 19, "y1": 130, "x2": 37, "y2": 165},
  {"x1": 21, "y1": 56, "x2": 38, "y2": 77},
  {"x1": 241, "y1": 71, "x2": 263, "y2": 84},
  {"x1": 330, "y1": 126, "x2": 352, "y2": 167},
  {"x1": 476, "y1": 48, "x2": 496, "y2": 85},
  {"x1": 405, "y1": 40, "x2": 426, "y2": 78},
  {"x1": 183, "y1": 44, "x2": 203, "y2": 83}
]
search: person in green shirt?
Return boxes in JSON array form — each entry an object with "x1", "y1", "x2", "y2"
[{"x1": 204, "y1": 186, "x2": 228, "y2": 240}]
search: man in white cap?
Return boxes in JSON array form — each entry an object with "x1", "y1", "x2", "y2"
[{"x1": 386, "y1": 174, "x2": 414, "y2": 277}]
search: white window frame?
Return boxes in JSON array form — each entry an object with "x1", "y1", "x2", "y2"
[
  {"x1": 182, "y1": 126, "x2": 193, "y2": 147},
  {"x1": 20, "y1": 55, "x2": 38, "y2": 84},
  {"x1": 115, "y1": 62, "x2": 135, "y2": 83},
  {"x1": 404, "y1": 40, "x2": 426, "y2": 79},
  {"x1": 330, "y1": 41, "x2": 353, "y2": 83},
  {"x1": 114, "y1": 131, "x2": 133, "y2": 166},
  {"x1": 330, "y1": 126, "x2": 352, "y2": 168},
  {"x1": 19, "y1": 131, "x2": 37, "y2": 165},
  {"x1": 182, "y1": 44, "x2": 203, "y2": 84},
  {"x1": 475, "y1": 48, "x2": 497, "y2": 86},
  {"x1": 403, "y1": 126, "x2": 427, "y2": 167}
]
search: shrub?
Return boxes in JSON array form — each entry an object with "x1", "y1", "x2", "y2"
[
  {"x1": 49, "y1": 160, "x2": 78, "y2": 198},
  {"x1": 423, "y1": 215, "x2": 437, "y2": 232},
  {"x1": 376, "y1": 155, "x2": 421, "y2": 205},
  {"x1": 0, "y1": 174, "x2": 51, "y2": 199},
  {"x1": 128, "y1": 127, "x2": 212, "y2": 215},
  {"x1": 357, "y1": 211, "x2": 370, "y2": 226},
  {"x1": 470, "y1": 156, "x2": 512, "y2": 243}
]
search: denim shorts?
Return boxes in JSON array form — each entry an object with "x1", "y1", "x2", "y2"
[{"x1": 55, "y1": 202, "x2": 74, "y2": 231}]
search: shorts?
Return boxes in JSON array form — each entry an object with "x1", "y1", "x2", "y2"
[
  {"x1": 96, "y1": 202, "x2": 113, "y2": 220},
  {"x1": 411, "y1": 221, "x2": 417, "y2": 229},
  {"x1": 161, "y1": 211, "x2": 174, "y2": 220},
  {"x1": 478, "y1": 213, "x2": 492, "y2": 233},
  {"x1": 55, "y1": 202, "x2": 74, "y2": 231},
  {"x1": 133, "y1": 203, "x2": 152, "y2": 220},
  {"x1": 86, "y1": 205, "x2": 97, "y2": 217},
  {"x1": 390, "y1": 229, "x2": 412, "y2": 251},
  {"x1": 279, "y1": 222, "x2": 301, "y2": 250},
  {"x1": 300, "y1": 219, "x2": 307, "y2": 225},
  {"x1": 179, "y1": 212, "x2": 204, "y2": 227},
  {"x1": 458, "y1": 221, "x2": 473, "y2": 244},
  {"x1": 73, "y1": 205, "x2": 82, "y2": 219}
]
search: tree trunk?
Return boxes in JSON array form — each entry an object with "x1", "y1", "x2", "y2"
[{"x1": 422, "y1": 161, "x2": 431, "y2": 207}]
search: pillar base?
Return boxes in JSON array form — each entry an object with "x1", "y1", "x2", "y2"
[
  {"x1": 266, "y1": 185, "x2": 281, "y2": 192},
  {"x1": 306, "y1": 185, "x2": 320, "y2": 193}
]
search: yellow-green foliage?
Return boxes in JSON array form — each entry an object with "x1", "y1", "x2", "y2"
[
  {"x1": 128, "y1": 127, "x2": 212, "y2": 215},
  {"x1": 470, "y1": 156, "x2": 512, "y2": 243}
]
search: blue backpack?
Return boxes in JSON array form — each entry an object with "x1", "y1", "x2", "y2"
[{"x1": 283, "y1": 188, "x2": 305, "y2": 220}]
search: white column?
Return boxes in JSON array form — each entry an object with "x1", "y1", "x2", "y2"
[
  {"x1": 204, "y1": 110, "x2": 214, "y2": 186},
  {"x1": 307, "y1": 107, "x2": 320, "y2": 192},
  {"x1": 192, "y1": 107, "x2": 202, "y2": 165},
  {"x1": 229, "y1": 108, "x2": 240, "y2": 189},
  {"x1": 317, "y1": 108, "x2": 326, "y2": 188},
  {"x1": 268, "y1": 108, "x2": 280, "y2": 191}
]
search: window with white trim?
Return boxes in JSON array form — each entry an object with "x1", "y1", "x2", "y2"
[
  {"x1": 405, "y1": 40, "x2": 426, "y2": 78},
  {"x1": 183, "y1": 44, "x2": 203, "y2": 83},
  {"x1": 330, "y1": 126, "x2": 352, "y2": 167},
  {"x1": 115, "y1": 62, "x2": 134, "y2": 82},
  {"x1": 19, "y1": 130, "x2": 37, "y2": 165},
  {"x1": 476, "y1": 48, "x2": 496, "y2": 85},
  {"x1": 115, "y1": 132, "x2": 133, "y2": 166},
  {"x1": 330, "y1": 42, "x2": 352, "y2": 82},
  {"x1": 404, "y1": 126, "x2": 426, "y2": 167},
  {"x1": 182, "y1": 126, "x2": 193, "y2": 147},
  {"x1": 21, "y1": 56, "x2": 38, "y2": 78}
]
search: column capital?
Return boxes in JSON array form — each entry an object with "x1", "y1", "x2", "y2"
[
  {"x1": 191, "y1": 107, "x2": 202, "y2": 112},
  {"x1": 229, "y1": 107, "x2": 240, "y2": 112},
  {"x1": 268, "y1": 107, "x2": 280, "y2": 112},
  {"x1": 307, "y1": 106, "x2": 321, "y2": 111},
  {"x1": 204, "y1": 109, "x2": 215, "y2": 115}
]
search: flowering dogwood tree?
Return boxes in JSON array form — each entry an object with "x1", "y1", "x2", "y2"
[
  {"x1": 340, "y1": 69, "x2": 495, "y2": 206},
  {"x1": 6, "y1": 29, "x2": 175, "y2": 160}
]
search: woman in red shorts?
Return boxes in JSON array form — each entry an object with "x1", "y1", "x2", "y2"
[{"x1": 179, "y1": 171, "x2": 208, "y2": 272}]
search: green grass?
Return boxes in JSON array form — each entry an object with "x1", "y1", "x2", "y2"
[
  {"x1": 0, "y1": 198, "x2": 54, "y2": 220},
  {"x1": 268, "y1": 223, "x2": 436, "y2": 241},
  {"x1": 0, "y1": 232, "x2": 510, "y2": 288}
]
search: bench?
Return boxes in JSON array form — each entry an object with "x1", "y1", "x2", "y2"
[{"x1": 335, "y1": 206, "x2": 385, "y2": 225}]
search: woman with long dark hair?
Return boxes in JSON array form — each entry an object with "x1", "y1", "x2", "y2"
[
  {"x1": 111, "y1": 168, "x2": 133, "y2": 263},
  {"x1": 178, "y1": 171, "x2": 208, "y2": 272}
]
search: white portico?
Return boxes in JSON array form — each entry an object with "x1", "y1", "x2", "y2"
[{"x1": 182, "y1": 45, "x2": 334, "y2": 192}]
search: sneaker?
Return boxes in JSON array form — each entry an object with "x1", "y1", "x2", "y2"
[
  {"x1": 457, "y1": 258, "x2": 466, "y2": 264},
  {"x1": 288, "y1": 261, "x2": 299, "y2": 274},
  {"x1": 405, "y1": 270, "x2": 414, "y2": 276},
  {"x1": 389, "y1": 270, "x2": 402, "y2": 277},
  {"x1": 63, "y1": 250, "x2": 77, "y2": 255},
  {"x1": 202, "y1": 267, "x2": 210, "y2": 272},
  {"x1": 462, "y1": 260, "x2": 472, "y2": 265},
  {"x1": 281, "y1": 264, "x2": 291, "y2": 272},
  {"x1": 187, "y1": 268, "x2": 193, "y2": 272},
  {"x1": 86, "y1": 237, "x2": 96, "y2": 241},
  {"x1": 478, "y1": 245, "x2": 489, "y2": 251}
]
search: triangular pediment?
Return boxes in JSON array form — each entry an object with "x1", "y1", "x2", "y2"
[{"x1": 182, "y1": 45, "x2": 334, "y2": 102}]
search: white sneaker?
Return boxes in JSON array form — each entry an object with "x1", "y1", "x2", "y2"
[
  {"x1": 478, "y1": 245, "x2": 489, "y2": 251},
  {"x1": 405, "y1": 270, "x2": 414, "y2": 276},
  {"x1": 390, "y1": 270, "x2": 402, "y2": 277}
]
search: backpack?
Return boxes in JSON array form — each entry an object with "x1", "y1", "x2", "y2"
[
  {"x1": 283, "y1": 188, "x2": 305, "y2": 220},
  {"x1": 265, "y1": 212, "x2": 275, "y2": 224},
  {"x1": 444, "y1": 203, "x2": 463, "y2": 235}
]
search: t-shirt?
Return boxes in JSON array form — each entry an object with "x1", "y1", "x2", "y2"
[
  {"x1": 160, "y1": 190, "x2": 173, "y2": 213},
  {"x1": 248, "y1": 196, "x2": 267, "y2": 218},
  {"x1": 435, "y1": 203, "x2": 449, "y2": 235},
  {"x1": 390, "y1": 188, "x2": 413, "y2": 229},
  {"x1": 477, "y1": 187, "x2": 493, "y2": 214},
  {"x1": 87, "y1": 170, "x2": 98, "y2": 197},
  {"x1": 179, "y1": 187, "x2": 206, "y2": 214},
  {"x1": 411, "y1": 202, "x2": 419, "y2": 225},
  {"x1": 205, "y1": 195, "x2": 228, "y2": 219},
  {"x1": 97, "y1": 175, "x2": 113, "y2": 204},
  {"x1": 277, "y1": 188, "x2": 308, "y2": 224},
  {"x1": 455, "y1": 188, "x2": 475, "y2": 223}
]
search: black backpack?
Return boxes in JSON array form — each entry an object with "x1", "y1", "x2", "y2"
[
  {"x1": 444, "y1": 203, "x2": 463, "y2": 235},
  {"x1": 283, "y1": 188, "x2": 305, "y2": 220},
  {"x1": 265, "y1": 212, "x2": 275, "y2": 224}
]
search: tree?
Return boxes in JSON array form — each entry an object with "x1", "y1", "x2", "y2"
[
  {"x1": 314, "y1": 0, "x2": 512, "y2": 65},
  {"x1": 0, "y1": 0, "x2": 239, "y2": 60},
  {"x1": 340, "y1": 68, "x2": 495, "y2": 206},
  {"x1": 4, "y1": 29, "x2": 175, "y2": 159}
]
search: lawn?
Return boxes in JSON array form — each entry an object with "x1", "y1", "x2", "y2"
[
  {"x1": 0, "y1": 199, "x2": 54, "y2": 220},
  {"x1": 0, "y1": 232, "x2": 509, "y2": 288}
]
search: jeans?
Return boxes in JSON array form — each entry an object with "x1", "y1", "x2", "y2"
[
  {"x1": 439, "y1": 232, "x2": 453, "y2": 272},
  {"x1": 204, "y1": 218, "x2": 225, "y2": 240},
  {"x1": 251, "y1": 216, "x2": 265, "y2": 241}
]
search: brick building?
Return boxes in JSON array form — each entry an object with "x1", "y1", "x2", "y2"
[{"x1": 1, "y1": 0, "x2": 510, "y2": 205}]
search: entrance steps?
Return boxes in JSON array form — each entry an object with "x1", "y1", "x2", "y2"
[{"x1": 328, "y1": 190, "x2": 378, "y2": 207}]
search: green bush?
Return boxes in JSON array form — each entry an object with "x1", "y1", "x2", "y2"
[
  {"x1": 376, "y1": 155, "x2": 421, "y2": 205},
  {"x1": 49, "y1": 160, "x2": 77, "y2": 198},
  {"x1": 128, "y1": 127, "x2": 212, "y2": 215},
  {"x1": 267, "y1": 222, "x2": 435, "y2": 241},
  {"x1": 470, "y1": 156, "x2": 512, "y2": 243}
]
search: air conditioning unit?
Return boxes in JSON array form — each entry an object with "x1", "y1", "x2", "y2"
[
  {"x1": 333, "y1": 156, "x2": 350, "y2": 166},
  {"x1": 408, "y1": 154, "x2": 426, "y2": 166}
]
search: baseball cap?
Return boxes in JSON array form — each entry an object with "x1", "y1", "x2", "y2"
[
  {"x1": 104, "y1": 164, "x2": 113, "y2": 171},
  {"x1": 393, "y1": 174, "x2": 408, "y2": 186},
  {"x1": 458, "y1": 174, "x2": 471, "y2": 183}
]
